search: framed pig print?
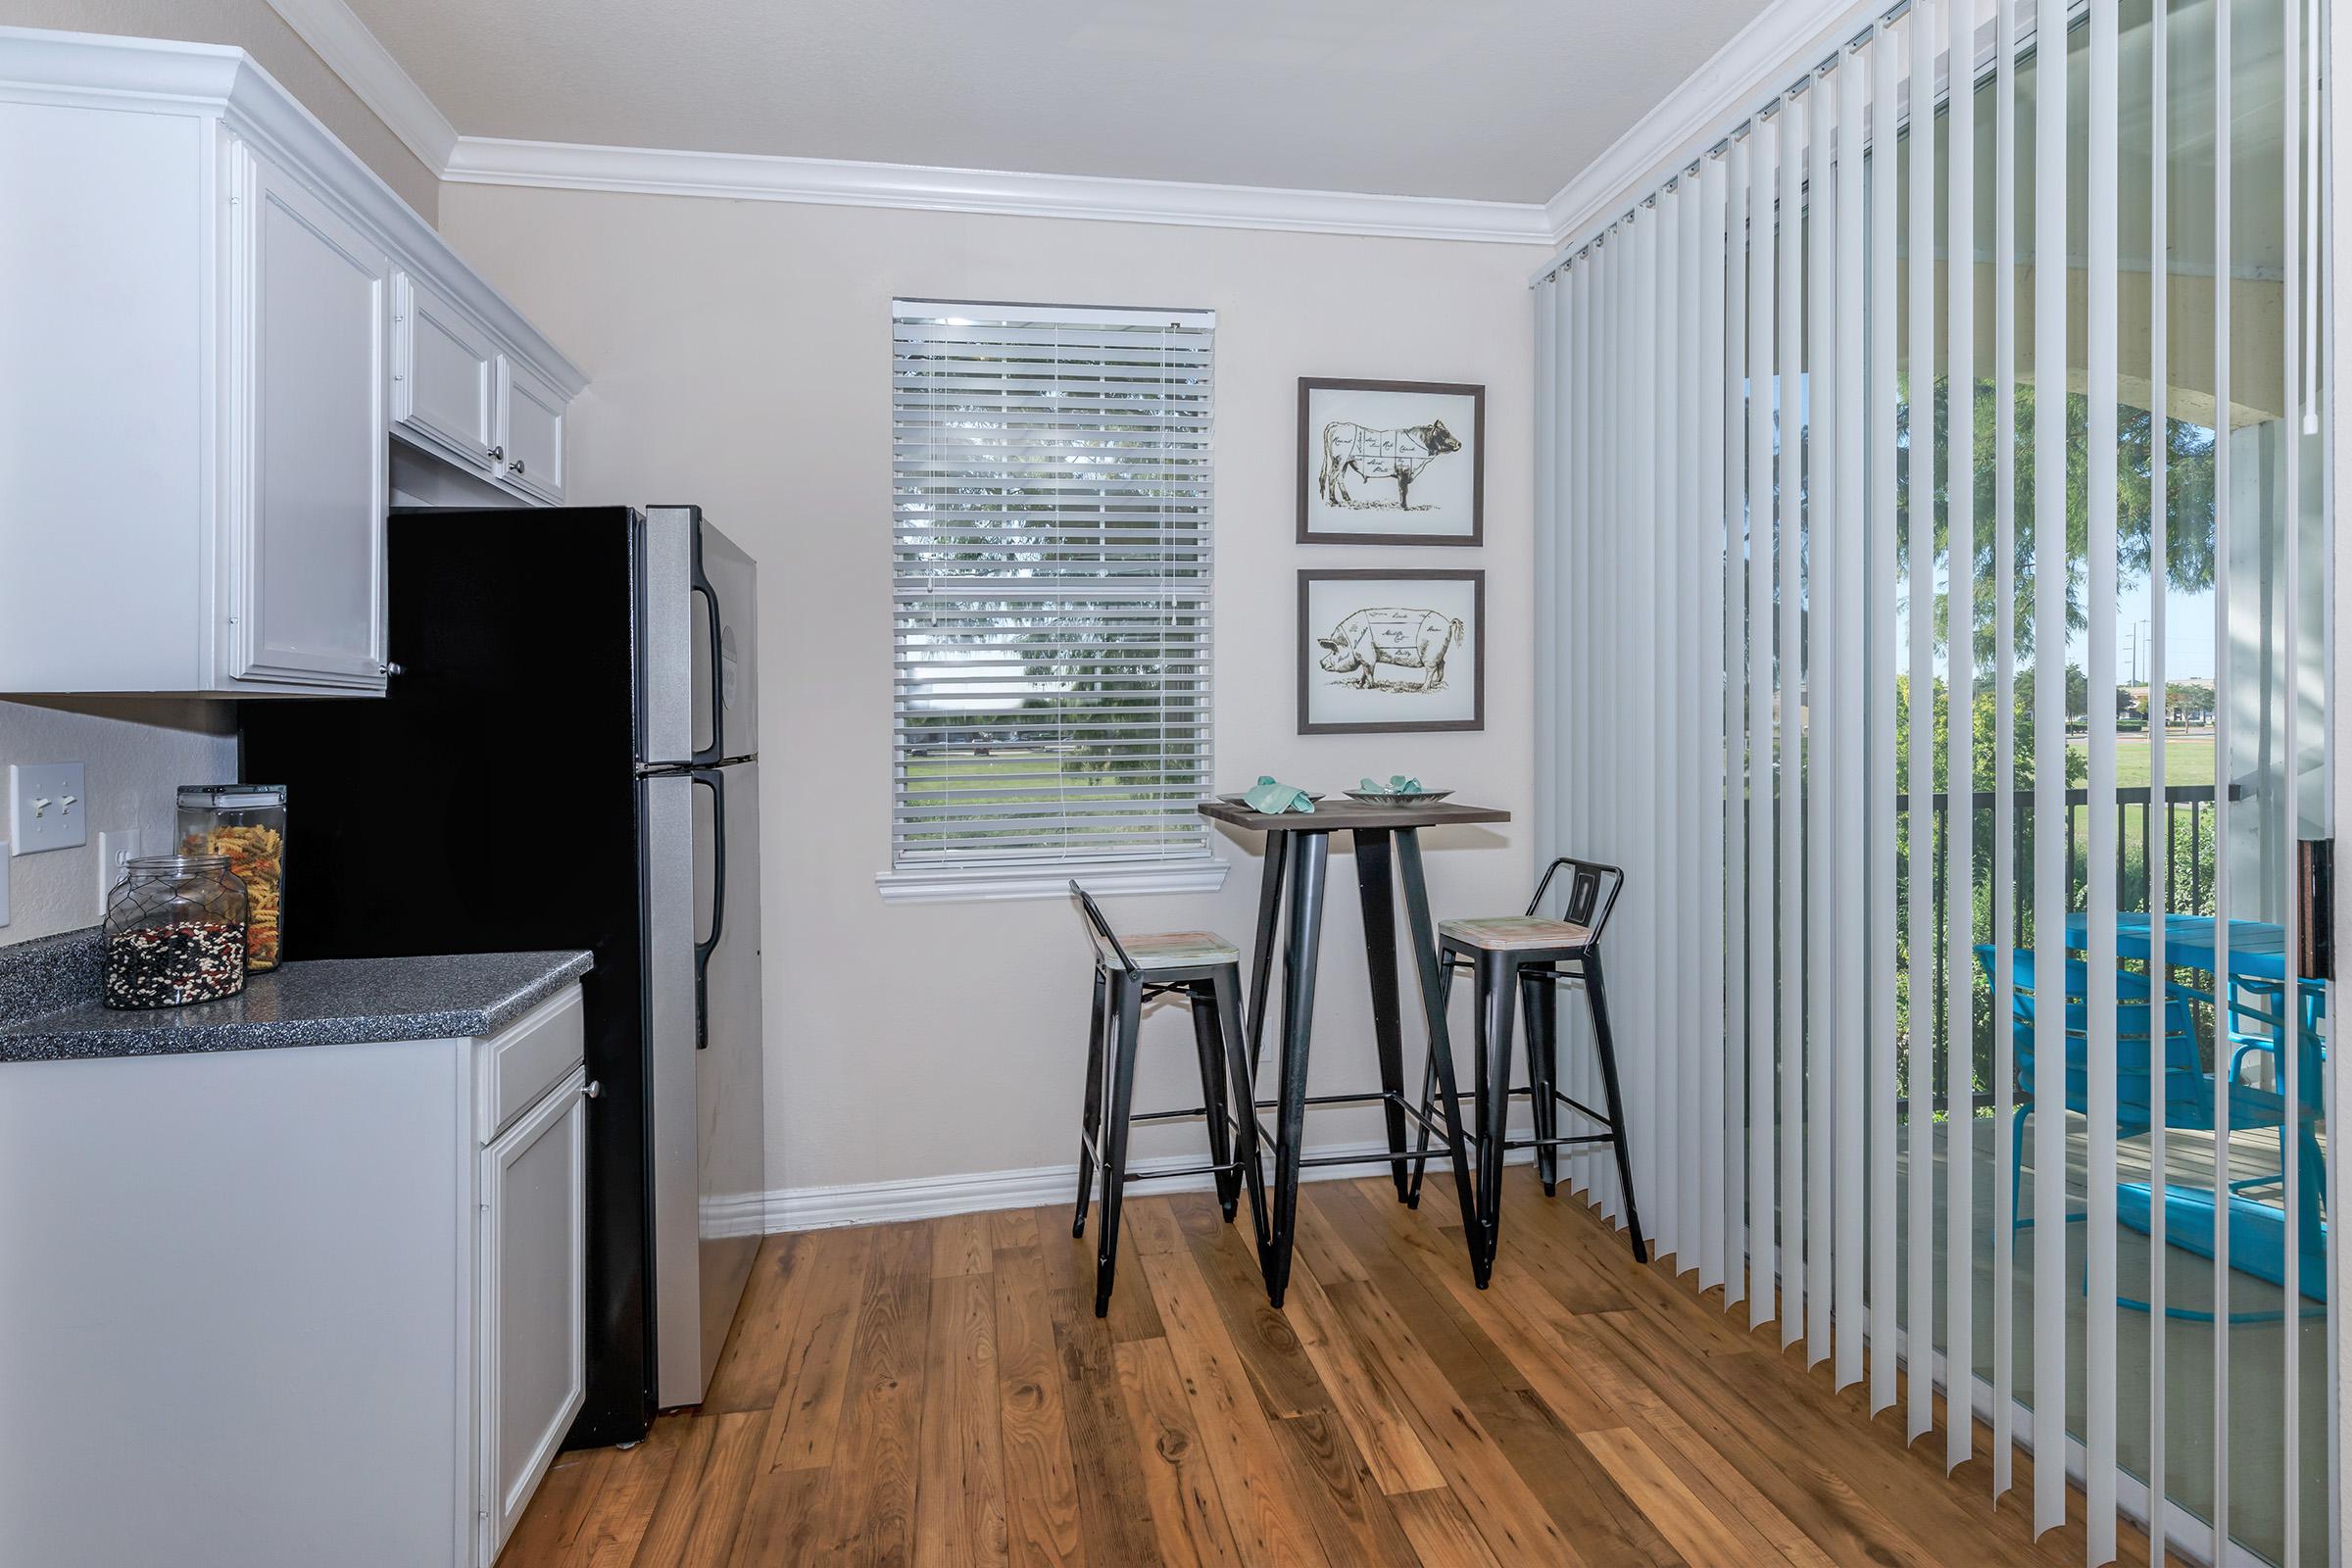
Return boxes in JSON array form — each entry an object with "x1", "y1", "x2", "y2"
[
  {"x1": 1298, "y1": 569, "x2": 1485, "y2": 735},
  {"x1": 1298, "y1": 377, "x2": 1485, "y2": 545}
]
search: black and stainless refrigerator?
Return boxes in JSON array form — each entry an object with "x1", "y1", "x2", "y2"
[{"x1": 239, "y1": 504, "x2": 765, "y2": 1447}]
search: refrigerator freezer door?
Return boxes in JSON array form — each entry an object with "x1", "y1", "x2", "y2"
[
  {"x1": 641, "y1": 508, "x2": 759, "y2": 766},
  {"x1": 691, "y1": 518, "x2": 759, "y2": 762},
  {"x1": 643, "y1": 761, "x2": 766, "y2": 1408}
]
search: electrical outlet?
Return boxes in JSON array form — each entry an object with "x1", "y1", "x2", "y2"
[
  {"x1": 96, "y1": 828, "x2": 143, "y2": 906},
  {"x1": 9, "y1": 763, "x2": 86, "y2": 855}
]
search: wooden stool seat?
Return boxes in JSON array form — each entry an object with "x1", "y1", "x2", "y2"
[
  {"x1": 1439, "y1": 914, "x2": 1593, "y2": 953},
  {"x1": 1121, "y1": 930, "x2": 1243, "y2": 970}
]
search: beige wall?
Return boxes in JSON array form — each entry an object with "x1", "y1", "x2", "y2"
[
  {"x1": 442, "y1": 182, "x2": 1537, "y2": 1195},
  {"x1": 3, "y1": 0, "x2": 439, "y2": 219}
]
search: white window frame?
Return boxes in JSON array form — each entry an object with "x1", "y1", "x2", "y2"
[{"x1": 876, "y1": 298, "x2": 1227, "y2": 904}]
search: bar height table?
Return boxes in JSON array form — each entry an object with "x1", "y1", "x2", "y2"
[{"x1": 1198, "y1": 796, "x2": 1510, "y2": 1302}]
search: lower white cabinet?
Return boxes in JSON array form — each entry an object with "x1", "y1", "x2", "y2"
[
  {"x1": 0, "y1": 984, "x2": 589, "y2": 1568},
  {"x1": 478, "y1": 1064, "x2": 589, "y2": 1563}
]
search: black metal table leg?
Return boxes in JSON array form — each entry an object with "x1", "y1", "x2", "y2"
[
  {"x1": 1246, "y1": 836, "x2": 1290, "y2": 1079},
  {"x1": 1351, "y1": 827, "x2": 1413, "y2": 1203},
  {"x1": 1474, "y1": 952, "x2": 1520, "y2": 1279},
  {"x1": 1394, "y1": 830, "x2": 1487, "y2": 1285},
  {"x1": 1264, "y1": 830, "x2": 1329, "y2": 1308}
]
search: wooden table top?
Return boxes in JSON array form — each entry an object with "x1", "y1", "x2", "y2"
[{"x1": 1197, "y1": 796, "x2": 1512, "y2": 833}]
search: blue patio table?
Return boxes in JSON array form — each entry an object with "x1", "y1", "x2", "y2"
[{"x1": 2062, "y1": 910, "x2": 2326, "y2": 1305}]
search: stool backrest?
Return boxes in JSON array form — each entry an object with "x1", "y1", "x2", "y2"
[
  {"x1": 1528, "y1": 857, "x2": 1623, "y2": 941},
  {"x1": 1069, "y1": 880, "x2": 1140, "y2": 974}
]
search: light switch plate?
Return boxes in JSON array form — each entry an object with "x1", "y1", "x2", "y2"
[
  {"x1": 9, "y1": 763, "x2": 87, "y2": 855},
  {"x1": 96, "y1": 828, "x2": 143, "y2": 906}
]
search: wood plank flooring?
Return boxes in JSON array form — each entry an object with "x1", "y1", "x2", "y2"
[{"x1": 503, "y1": 1167, "x2": 2150, "y2": 1567}]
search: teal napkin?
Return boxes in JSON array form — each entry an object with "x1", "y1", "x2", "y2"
[
  {"x1": 1243, "y1": 775, "x2": 1316, "y2": 813},
  {"x1": 1360, "y1": 774, "x2": 1424, "y2": 797}
]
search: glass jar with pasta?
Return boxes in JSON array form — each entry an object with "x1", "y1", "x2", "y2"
[{"x1": 176, "y1": 784, "x2": 286, "y2": 972}]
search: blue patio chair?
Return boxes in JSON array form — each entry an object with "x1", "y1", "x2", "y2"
[{"x1": 1978, "y1": 944, "x2": 2316, "y2": 1321}]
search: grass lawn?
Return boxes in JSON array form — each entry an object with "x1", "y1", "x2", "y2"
[{"x1": 2071, "y1": 729, "x2": 2216, "y2": 790}]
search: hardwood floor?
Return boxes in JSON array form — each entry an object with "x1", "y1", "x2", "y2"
[{"x1": 503, "y1": 1167, "x2": 2149, "y2": 1566}]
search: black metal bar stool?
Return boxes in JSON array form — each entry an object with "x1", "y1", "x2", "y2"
[
  {"x1": 1408, "y1": 857, "x2": 1645, "y2": 1278},
  {"x1": 1069, "y1": 881, "x2": 1267, "y2": 1317}
]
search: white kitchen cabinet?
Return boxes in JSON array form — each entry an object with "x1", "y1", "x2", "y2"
[
  {"x1": 395, "y1": 270, "x2": 500, "y2": 469},
  {"x1": 0, "y1": 27, "x2": 585, "y2": 696},
  {"x1": 478, "y1": 1064, "x2": 589, "y2": 1563},
  {"x1": 228, "y1": 147, "x2": 391, "y2": 688},
  {"x1": 495, "y1": 355, "x2": 568, "y2": 503},
  {"x1": 0, "y1": 982, "x2": 590, "y2": 1568}
]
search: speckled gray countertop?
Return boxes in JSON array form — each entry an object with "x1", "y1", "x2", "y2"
[{"x1": 0, "y1": 929, "x2": 592, "y2": 1062}]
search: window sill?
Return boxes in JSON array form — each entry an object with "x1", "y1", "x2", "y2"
[{"x1": 874, "y1": 857, "x2": 1231, "y2": 905}]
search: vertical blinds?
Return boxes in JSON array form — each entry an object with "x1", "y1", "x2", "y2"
[
  {"x1": 890, "y1": 301, "x2": 1215, "y2": 868},
  {"x1": 1531, "y1": 1, "x2": 2325, "y2": 1562}
]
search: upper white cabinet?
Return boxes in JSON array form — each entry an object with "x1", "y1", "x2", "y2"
[
  {"x1": 496, "y1": 355, "x2": 568, "y2": 504},
  {"x1": 230, "y1": 148, "x2": 392, "y2": 688},
  {"x1": 0, "y1": 27, "x2": 586, "y2": 697},
  {"x1": 394, "y1": 270, "x2": 499, "y2": 469}
]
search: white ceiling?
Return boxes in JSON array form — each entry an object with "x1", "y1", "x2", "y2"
[{"x1": 338, "y1": 0, "x2": 1765, "y2": 205}]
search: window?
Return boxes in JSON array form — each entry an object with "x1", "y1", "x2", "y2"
[{"x1": 881, "y1": 300, "x2": 1223, "y2": 902}]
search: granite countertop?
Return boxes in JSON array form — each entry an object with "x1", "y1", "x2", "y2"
[{"x1": 0, "y1": 928, "x2": 592, "y2": 1063}]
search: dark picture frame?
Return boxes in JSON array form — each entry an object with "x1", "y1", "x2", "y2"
[
  {"x1": 1297, "y1": 568, "x2": 1486, "y2": 735},
  {"x1": 1297, "y1": 377, "x2": 1486, "y2": 546}
]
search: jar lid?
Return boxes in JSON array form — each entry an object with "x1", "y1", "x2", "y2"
[
  {"x1": 177, "y1": 783, "x2": 286, "y2": 808},
  {"x1": 124, "y1": 854, "x2": 233, "y2": 874}
]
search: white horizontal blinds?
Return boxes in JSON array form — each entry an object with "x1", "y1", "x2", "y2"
[
  {"x1": 1833, "y1": 33, "x2": 1869, "y2": 1393},
  {"x1": 1778, "y1": 87, "x2": 1808, "y2": 1351},
  {"x1": 1989, "y1": 0, "x2": 2020, "y2": 1502},
  {"x1": 1747, "y1": 107, "x2": 1779, "y2": 1330},
  {"x1": 1942, "y1": 0, "x2": 1977, "y2": 1477},
  {"x1": 2031, "y1": 0, "x2": 2070, "y2": 1533},
  {"x1": 1699, "y1": 146, "x2": 1733, "y2": 1296},
  {"x1": 1903, "y1": 0, "x2": 1936, "y2": 1446},
  {"x1": 1869, "y1": 13, "x2": 1902, "y2": 1416},
  {"x1": 1725, "y1": 131, "x2": 1752, "y2": 1304},
  {"x1": 1804, "y1": 72, "x2": 1837, "y2": 1370},
  {"x1": 2084, "y1": 0, "x2": 2121, "y2": 1553},
  {"x1": 890, "y1": 302, "x2": 1214, "y2": 867}
]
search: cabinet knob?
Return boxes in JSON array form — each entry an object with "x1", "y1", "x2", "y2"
[
  {"x1": 486, "y1": 445, "x2": 505, "y2": 463},
  {"x1": 510, "y1": 459, "x2": 526, "y2": 475},
  {"x1": 582, "y1": 1079, "x2": 602, "y2": 1100}
]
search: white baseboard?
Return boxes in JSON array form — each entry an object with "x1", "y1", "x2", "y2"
[{"x1": 753, "y1": 1132, "x2": 1539, "y2": 1236}]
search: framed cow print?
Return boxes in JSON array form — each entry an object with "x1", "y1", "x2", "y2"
[
  {"x1": 1298, "y1": 568, "x2": 1485, "y2": 735},
  {"x1": 1298, "y1": 377, "x2": 1484, "y2": 545}
]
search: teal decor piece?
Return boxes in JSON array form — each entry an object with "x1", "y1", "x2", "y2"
[
  {"x1": 1242, "y1": 775, "x2": 1316, "y2": 814},
  {"x1": 1359, "y1": 774, "x2": 1424, "y2": 797}
]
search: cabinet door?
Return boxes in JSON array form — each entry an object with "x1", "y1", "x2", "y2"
[
  {"x1": 494, "y1": 354, "x2": 566, "y2": 504},
  {"x1": 392, "y1": 270, "x2": 496, "y2": 468},
  {"x1": 476, "y1": 1067, "x2": 587, "y2": 1566},
  {"x1": 224, "y1": 146, "x2": 389, "y2": 689}
]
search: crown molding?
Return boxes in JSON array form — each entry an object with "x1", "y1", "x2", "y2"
[
  {"x1": 1537, "y1": 0, "x2": 1875, "y2": 263},
  {"x1": 444, "y1": 136, "x2": 1556, "y2": 244},
  {"x1": 262, "y1": 0, "x2": 457, "y2": 173}
]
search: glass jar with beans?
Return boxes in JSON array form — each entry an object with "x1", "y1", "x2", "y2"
[{"x1": 103, "y1": 855, "x2": 249, "y2": 1008}]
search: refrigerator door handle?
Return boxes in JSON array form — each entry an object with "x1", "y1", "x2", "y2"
[
  {"x1": 690, "y1": 524, "x2": 724, "y2": 766},
  {"x1": 689, "y1": 767, "x2": 726, "y2": 1050}
]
